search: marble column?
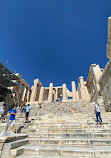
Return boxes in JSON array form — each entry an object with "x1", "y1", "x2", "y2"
[
  {"x1": 62, "y1": 83, "x2": 68, "y2": 102},
  {"x1": 30, "y1": 79, "x2": 38, "y2": 102},
  {"x1": 24, "y1": 88, "x2": 28, "y2": 102},
  {"x1": 27, "y1": 90, "x2": 30, "y2": 102},
  {"x1": 55, "y1": 88, "x2": 58, "y2": 100},
  {"x1": 21, "y1": 85, "x2": 26, "y2": 101},
  {"x1": 79, "y1": 76, "x2": 86, "y2": 99},
  {"x1": 48, "y1": 83, "x2": 53, "y2": 102},
  {"x1": 39, "y1": 87, "x2": 45, "y2": 102},
  {"x1": 29, "y1": 90, "x2": 32, "y2": 102},
  {"x1": 72, "y1": 81, "x2": 77, "y2": 101},
  {"x1": 76, "y1": 91, "x2": 79, "y2": 99}
]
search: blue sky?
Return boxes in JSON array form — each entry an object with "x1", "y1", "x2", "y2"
[{"x1": 0, "y1": 0, "x2": 111, "y2": 90}]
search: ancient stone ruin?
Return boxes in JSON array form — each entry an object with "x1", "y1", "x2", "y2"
[
  {"x1": 2, "y1": 17, "x2": 111, "y2": 112},
  {"x1": 0, "y1": 16, "x2": 111, "y2": 158}
]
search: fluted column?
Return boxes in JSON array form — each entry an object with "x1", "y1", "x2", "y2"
[
  {"x1": 79, "y1": 76, "x2": 86, "y2": 99},
  {"x1": 27, "y1": 90, "x2": 30, "y2": 102},
  {"x1": 39, "y1": 87, "x2": 45, "y2": 102},
  {"x1": 48, "y1": 83, "x2": 53, "y2": 102},
  {"x1": 72, "y1": 81, "x2": 77, "y2": 101},
  {"x1": 24, "y1": 88, "x2": 28, "y2": 102},
  {"x1": 76, "y1": 90, "x2": 79, "y2": 99},
  {"x1": 21, "y1": 85, "x2": 26, "y2": 101},
  {"x1": 62, "y1": 83, "x2": 68, "y2": 102},
  {"x1": 55, "y1": 88, "x2": 58, "y2": 100},
  {"x1": 30, "y1": 79, "x2": 38, "y2": 102}
]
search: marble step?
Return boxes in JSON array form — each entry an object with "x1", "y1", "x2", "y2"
[
  {"x1": 35, "y1": 128, "x2": 108, "y2": 133},
  {"x1": 28, "y1": 126, "x2": 83, "y2": 129},
  {"x1": 28, "y1": 138, "x2": 111, "y2": 145},
  {"x1": 0, "y1": 134, "x2": 28, "y2": 158},
  {"x1": 29, "y1": 120, "x2": 111, "y2": 124},
  {"x1": 11, "y1": 144, "x2": 111, "y2": 158},
  {"x1": 26, "y1": 124, "x2": 110, "y2": 129},
  {"x1": 0, "y1": 134, "x2": 28, "y2": 143},
  {"x1": 16, "y1": 121, "x2": 111, "y2": 126},
  {"x1": 29, "y1": 132, "x2": 111, "y2": 139},
  {"x1": 3, "y1": 138, "x2": 29, "y2": 149},
  {"x1": 1, "y1": 139, "x2": 29, "y2": 158},
  {"x1": 29, "y1": 119, "x2": 111, "y2": 122},
  {"x1": 17, "y1": 155, "x2": 96, "y2": 158},
  {"x1": 31, "y1": 117, "x2": 111, "y2": 120},
  {"x1": 29, "y1": 119, "x2": 111, "y2": 123},
  {"x1": 27, "y1": 118, "x2": 111, "y2": 121},
  {"x1": 25, "y1": 126, "x2": 106, "y2": 131},
  {"x1": 22, "y1": 128, "x2": 111, "y2": 133}
]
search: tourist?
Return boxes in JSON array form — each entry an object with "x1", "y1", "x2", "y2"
[
  {"x1": 0, "y1": 104, "x2": 6, "y2": 121},
  {"x1": 5, "y1": 105, "x2": 17, "y2": 134},
  {"x1": 0, "y1": 104, "x2": 6, "y2": 117},
  {"x1": 25, "y1": 104, "x2": 31, "y2": 123},
  {"x1": 93, "y1": 102, "x2": 102, "y2": 125}
]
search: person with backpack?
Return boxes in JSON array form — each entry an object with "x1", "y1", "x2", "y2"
[{"x1": 93, "y1": 102, "x2": 102, "y2": 125}]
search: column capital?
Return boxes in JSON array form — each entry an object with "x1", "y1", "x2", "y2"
[
  {"x1": 79, "y1": 76, "x2": 84, "y2": 80},
  {"x1": 49, "y1": 83, "x2": 53, "y2": 87},
  {"x1": 63, "y1": 83, "x2": 66, "y2": 85},
  {"x1": 34, "y1": 79, "x2": 39, "y2": 84}
]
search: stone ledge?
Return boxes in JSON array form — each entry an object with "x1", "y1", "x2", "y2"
[{"x1": 0, "y1": 133, "x2": 28, "y2": 157}]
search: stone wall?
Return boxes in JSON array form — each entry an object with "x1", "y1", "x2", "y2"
[
  {"x1": 99, "y1": 62, "x2": 111, "y2": 111},
  {"x1": 86, "y1": 64, "x2": 103, "y2": 103},
  {"x1": 98, "y1": 16, "x2": 111, "y2": 111},
  {"x1": 107, "y1": 16, "x2": 111, "y2": 58},
  {"x1": 5, "y1": 73, "x2": 31, "y2": 107}
]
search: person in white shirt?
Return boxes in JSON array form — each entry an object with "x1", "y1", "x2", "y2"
[
  {"x1": 93, "y1": 102, "x2": 102, "y2": 125},
  {"x1": 0, "y1": 104, "x2": 6, "y2": 116}
]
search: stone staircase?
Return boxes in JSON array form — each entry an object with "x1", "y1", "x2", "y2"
[
  {"x1": 1, "y1": 101, "x2": 111, "y2": 157},
  {"x1": 0, "y1": 134, "x2": 28, "y2": 158}
]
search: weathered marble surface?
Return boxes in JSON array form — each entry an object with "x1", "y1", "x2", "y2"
[{"x1": 99, "y1": 62, "x2": 111, "y2": 111}]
